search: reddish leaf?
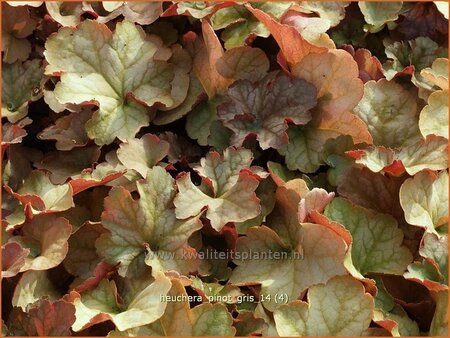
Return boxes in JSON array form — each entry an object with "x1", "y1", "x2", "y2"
[
  {"x1": 1, "y1": 122, "x2": 27, "y2": 147},
  {"x1": 9, "y1": 299, "x2": 75, "y2": 336},
  {"x1": 397, "y1": 3, "x2": 448, "y2": 40},
  {"x1": 73, "y1": 261, "x2": 117, "y2": 293},
  {"x1": 37, "y1": 109, "x2": 92, "y2": 151},
  {"x1": 353, "y1": 48, "x2": 385, "y2": 83},
  {"x1": 337, "y1": 167, "x2": 405, "y2": 219},
  {"x1": 218, "y1": 73, "x2": 316, "y2": 150},
  {"x1": 1, "y1": 242, "x2": 30, "y2": 278}
]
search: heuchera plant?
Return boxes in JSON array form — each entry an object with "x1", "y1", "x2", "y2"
[{"x1": 1, "y1": 1, "x2": 448, "y2": 336}]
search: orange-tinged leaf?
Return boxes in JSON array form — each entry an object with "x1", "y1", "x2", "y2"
[
  {"x1": 12, "y1": 270, "x2": 59, "y2": 311},
  {"x1": 351, "y1": 146, "x2": 395, "y2": 172},
  {"x1": 8, "y1": 214, "x2": 72, "y2": 271},
  {"x1": 216, "y1": 46, "x2": 270, "y2": 82},
  {"x1": 297, "y1": 188, "x2": 335, "y2": 223},
  {"x1": 293, "y1": 49, "x2": 362, "y2": 114},
  {"x1": 282, "y1": 9, "x2": 335, "y2": 49},
  {"x1": 397, "y1": 135, "x2": 448, "y2": 175},
  {"x1": 8, "y1": 299, "x2": 75, "y2": 336},
  {"x1": 420, "y1": 58, "x2": 448, "y2": 91},
  {"x1": 69, "y1": 170, "x2": 124, "y2": 195},
  {"x1": 229, "y1": 224, "x2": 348, "y2": 312},
  {"x1": 353, "y1": 48, "x2": 385, "y2": 83},
  {"x1": 174, "y1": 148, "x2": 261, "y2": 231},
  {"x1": 404, "y1": 261, "x2": 447, "y2": 292},
  {"x1": 230, "y1": 183, "x2": 347, "y2": 311},
  {"x1": 96, "y1": 166, "x2": 202, "y2": 277},
  {"x1": 293, "y1": 49, "x2": 372, "y2": 145},
  {"x1": 317, "y1": 110, "x2": 373, "y2": 145},
  {"x1": 420, "y1": 233, "x2": 448, "y2": 285},
  {"x1": 201, "y1": 19, "x2": 234, "y2": 94},
  {"x1": 246, "y1": 4, "x2": 326, "y2": 66},
  {"x1": 184, "y1": 20, "x2": 232, "y2": 98},
  {"x1": 4, "y1": 170, "x2": 74, "y2": 217},
  {"x1": 72, "y1": 260, "x2": 117, "y2": 293},
  {"x1": 309, "y1": 211, "x2": 352, "y2": 246}
]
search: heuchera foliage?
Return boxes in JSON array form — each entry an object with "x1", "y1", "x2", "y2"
[{"x1": 1, "y1": 1, "x2": 449, "y2": 336}]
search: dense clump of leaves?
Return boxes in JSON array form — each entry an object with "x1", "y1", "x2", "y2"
[{"x1": 1, "y1": 1, "x2": 448, "y2": 336}]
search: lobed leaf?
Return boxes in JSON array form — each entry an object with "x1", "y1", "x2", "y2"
[
  {"x1": 69, "y1": 272, "x2": 171, "y2": 331},
  {"x1": 116, "y1": 133, "x2": 169, "y2": 177},
  {"x1": 400, "y1": 170, "x2": 448, "y2": 234},
  {"x1": 4, "y1": 170, "x2": 74, "y2": 217},
  {"x1": 218, "y1": 73, "x2": 316, "y2": 150},
  {"x1": 8, "y1": 299, "x2": 76, "y2": 336},
  {"x1": 419, "y1": 90, "x2": 448, "y2": 139},
  {"x1": 174, "y1": 147, "x2": 261, "y2": 231},
  {"x1": 274, "y1": 276, "x2": 374, "y2": 336},
  {"x1": 110, "y1": 278, "x2": 236, "y2": 336},
  {"x1": 324, "y1": 197, "x2": 413, "y2": 275},
  {"x1": 2, "y1": 59, "x2": 43, "y2": 122},
  {"x1": 8, "y1": 214, "x2": 72, "y2": 271},
  {"x1": 96, "y1": 166, "x2": 202, "y2": 277},
  {"x1": 45, "y1": 20, "x2": 183, "y2": 145},
  {"x1": 2, "y1": 3, "x2": 36, "y2": 64},
  {"x1": 354, "y1": 79, "x2": 421, "y2": 148},
  {"x1": 38, "y1": 109, "x2": 92, "y2": 151}
]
